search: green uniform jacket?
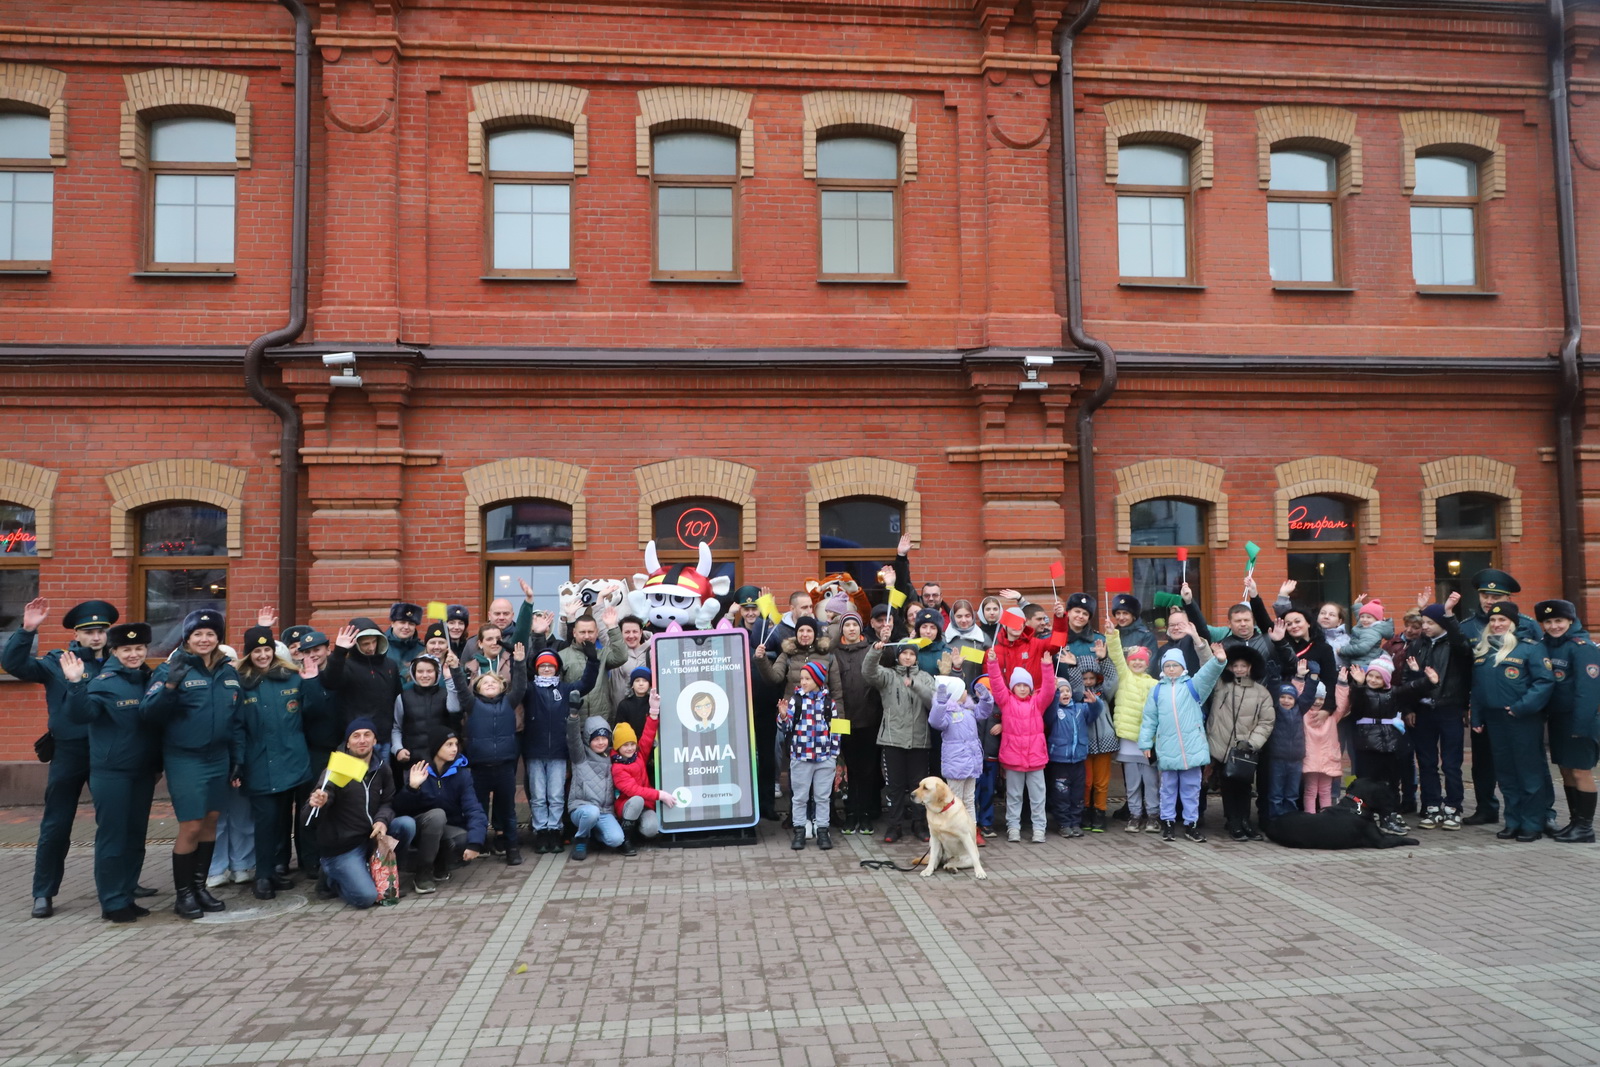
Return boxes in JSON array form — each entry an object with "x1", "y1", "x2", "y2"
[
  {"x1": 64, "y1": 663, "x2": 160, "y2": 773},
  {"x1": 239, "y1": 666, "x2": 313, "y2": 796},
  {"x1": 2, "y1": 628, "x2": 112, "y2": 740},
  {"x1": 1470, "y1": 638, "x2": 1555, "y2": 727},
  {"x1": 298, "y1": 673, "x2": 344, "y2": 754},
  {"x1": 141, "y1": 654, "x2": 245, "y2": 764},
  {"x1": 1461, "y1": 611, "x2": 1541, "y2": 645},
  {"x1": 1544, "y1": 630, "x2": 1600, "y2": 742}
]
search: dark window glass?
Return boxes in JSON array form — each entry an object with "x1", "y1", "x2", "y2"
[
  {"x1": 0, "y1": 566, "x2": 38, "y2": 641},
  {"x1": 138, "y1": 504, "x2": 228, "y2": 557},
  {"x1": 1435, "y1": 493, "x2": 1498, "y2": 541},
  {"x1": 1286, "y1": 552, "x2": 1353, "y2": 609},
  {"x1": 824, "y1": 558, "x2": 894, "y2": 593},
  {"x1": 652, "y1": 499, "x2": 741, "y2": 552},
  {"x1": 144, "y1": 567, "x2": 227, "y2": 658},
  {"x1": 819, "y1": 498, "x2": 902, "y2": 551},
  {"x1": 484, "y1": 500, "x2": 573, "y2": 553},
  {"x1": 1286, "y1": 495, "x2": 1355, "y2": 543},
  {"x1": 1129, "y1": 499, "x2": 1203, "y2": 547},
  {"x1": 0, "y1": 502, "x2": 37, "y2": 558},
  {"x1": 1434, "y1": 549, "x2": 1495, "y2": 605},
  {"x1": 1133, "y1": 556, "x2": 1205, "y2": 630}
]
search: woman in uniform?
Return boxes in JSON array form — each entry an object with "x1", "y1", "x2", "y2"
[
  {"x1": 236, "y1": 625, "x2": 313, "y2": 900},
  {"x1": 1470, "y1": 602, "x2": 1555, "y2": 843},
  {"x1": 140, "y1": 609, "x2": 244, "y2": 919},
  {"x1": 1536, "y1": 600, "x2": 1600, "y2": 843},
  {"x1": 62, "y1": 622, "x2": 161, "y2": 923}
]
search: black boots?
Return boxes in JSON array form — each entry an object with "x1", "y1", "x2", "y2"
[
  {"x1": 505, "y1": 835, "x2": 523, "y2": 866},
  {"x1": 1555, "y1": 790, "x2": 1598, "y2": 843},
  {"x1": 816, "y1": 826, "x2": 833, "y2": 851},
  {"x1": 173, "y1": 852, "x2": 203, "y2": 920},
  {"x1": 791, "y1": 827, "x2": 807, "y2": 850},
  {"x1": 191, "y1": 842, "x2": 226, "y2": 913},
  {"x1": 621, "y1": 820, "x2": 639, "y2": 857},
  {"x1": 253, "y1": 877, "x2": 276, "y2": 900}
]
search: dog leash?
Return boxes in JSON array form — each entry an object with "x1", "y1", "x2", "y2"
[{"x1": 859, "y1": 852, "x2": 927, "y2": 873}]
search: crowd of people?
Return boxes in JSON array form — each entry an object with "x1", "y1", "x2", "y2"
[{"x1": 5, "y1": 535, "x2": 1595, "y2": 924}]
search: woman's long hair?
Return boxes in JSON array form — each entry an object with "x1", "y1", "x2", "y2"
[
  {"x1": 234, "y1": 647, "x2": 299, "y2": 684},
  {"x1": 1475, "y1": 626, "x2": 1517, "y2": 666}
]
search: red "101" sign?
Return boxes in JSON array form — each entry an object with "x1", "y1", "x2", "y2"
[{"x1": 674, "y1": 507, "x2": 720, "y2": 548}]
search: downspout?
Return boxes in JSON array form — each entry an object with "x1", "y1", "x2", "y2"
[
  {"x1": 243, "y1": 0, "x2": 310, "y2": 617},
  {"x1": 1057, "y1": 0, "x2": 1117, "y2": 595},
  {"x1": 1549, "y1": 0, "x2": 1586, "y2": 605}
]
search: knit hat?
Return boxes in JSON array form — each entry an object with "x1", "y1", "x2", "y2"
[
  {"x1": 1161, "y1": 648, "x2": 1186, "y2": 669},
  {"x1": 794, "y1": 616, "x2": 820, "y2": 636},
  {"x1": 612, "y1": 722, "x2": 638, "y2": 748},
  {"x1": 1125, "y1": 644, "x2": 1152, "y2": 662},
  {"x1": 630, "y1": 665, "x2": 652, "y2": 683},
  {"x1": 1421, "y1": 604, "x2": 1449, "y2": 624},
  {"x1": 1009, "y1": 666, "x2": 1033, "y2": 689},
  {"x1": 1314, "y1": 682, "x2": 1327, "y2": 700},
  {"x1": 534, "y1": 649, "x2": 561, "y2": 672},
  {"x1": 1276, "y1": 682, "x2": 1299, "y2": 700},
  {"x1": 934, "y1": 675, "x2": 966, "y2": 701},
  {"x1": 974, "y1": 674, "x2": 992, "y2": 691},
  {"x1": 423, "y1": 621, "x2": 446, "y2": 642},
  {"x1": 1357, "y1": 599, "x2": 1385, "y2": 622},
  {"x1": 839, "y1": 611, "x2": 863, "y2": 629},
  {"x1": 346, "y1": 717, "x2": 378, "y2": 740},
  {"x1": 802, "y1": 661, "x2": 828, "y2": 689},
  {"x1": 1365, "y1": 657, "x2": 1394, "y2": 686}
]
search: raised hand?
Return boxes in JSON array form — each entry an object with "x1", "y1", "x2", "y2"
[
  {"x1": 1350, "y1": 665, "x2": 1367, "y2": 684},
  {"x1": 1243, "y1": 576, "x2": 1258, "y2": 600},
  {"x1": 408, "y1": 761, "x2": 428, "y2": 789},
  {"x1": 60, "y1": 649, "x2": 84, "y2": 683},
  {"x1": 1444, "y1": 591, "x2": 1461, "y2": 613},
  {"x1": 1407, "y1": 656, "x2": 1420, "y2": 672},
  {"x1": 445, "y1": 651, "x2": 460, "y2": 669},
  {"x1": 1279, "y1": 579, "x2": 1297, "y2": 598},
  {"x1": 299, "y1": 655, "x2": 320, "y2": 680},
  {"x1": 877, "y1": 566, "x2": 896, "y2": 588},
  {"x1": 335, "y1": 625, "x2": 358, "y2": 650},
  {"x1": 531, "y1": 611, "x2": 552, "y2": 635},
  {"x1": 648, "y1": 690, "x2": 661, "y2": 719},
  {"x1": 518, "y1": 578, "x2": 535, "y2": 602},
  {"x1": 1295, "y1": 658, "x2": 1309, "y2": 678},
  {"x1": 1180, "y1": 582, "x2": 1193, "y2": 604},
  {"x1": 512, "y1": 642, "x2": 526, "y2": 662},
  {"x1": 1269, "y1": 620, "x2": 1287, "y2": 642},
  {"x1": 1211, "y1": 642, "x2": 1227, "y2": 661},
  {"x1": 1424, "y1": 666, "x2": 1439, "y2": 684},
  {"x1": 602, "y1": 605, "x2": 620, "y2": 629},
  {"x1": 257, "y1": 605, "x2": 278, "y2": 629},
  {"x1": 21, "y1": 597, "x2": 48, "y2": 632},
  {"x1": 1417, "y1": 588, "x2": 1430, "y2": 610},
  {"x1": 897, "y1": 534, "x2": 912, "y2": 556},
  {"x1": 1092, "y1": 639, "x2": 1106, "y2": 659},
  {"x1": 998, "y1": 589, "x2": 1021, "y2": 604},
  {"x1": 1061, "y1": 650, "x2": 1077, "y2": 667}
]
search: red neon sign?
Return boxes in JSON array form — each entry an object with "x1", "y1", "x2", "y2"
[
  {"x1": 674, "y1": 507, "x2": 719, "y2": 549},
  {"x1": 0, "y1": 529, "x2": 36, "y2": 553},
  {"x1": 1287, "y1": 505, "x2": 1352, "y2": 540}
]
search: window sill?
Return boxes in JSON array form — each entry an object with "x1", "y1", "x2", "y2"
[
  {"x1": 1416, "y1": 288, "x2": 1497, "y2": 298},
  {"x1": 651, "y1": 276, "x2": 743, "y2": 284},
  {"x1": 1118, "y1": 281, "x2": 1205, "y2": 290},
  {"x1": 130, "y1": 271, "x2": 236, "y2": 279},
  {"x1": 1272, "y1": 285, "x2": 1355, "y2": 293},
  {"x1": 481, "y1": 273, "x2": 577, "y2": 282},
  {"x1": 0, "y1": 268, "x2": 49, "y2": 276},
  {"x1": 818, "y1": 277, "x2": 908, "y2": 285}
]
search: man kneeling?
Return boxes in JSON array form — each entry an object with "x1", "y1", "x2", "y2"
[
  {"x1": 307, "y1": 719, "x2": 416, "y2": 908},
  {"x1": 393, "y1": 732, "x2": 486, "y2": 892}
]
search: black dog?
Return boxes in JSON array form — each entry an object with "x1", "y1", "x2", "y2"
[{"x1": 1264, "y1": 778, "x2": 1420, "y2": 850}]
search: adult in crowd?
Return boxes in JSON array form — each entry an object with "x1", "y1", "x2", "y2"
[
  {"x1": 920, "y1": 581, "x2": 950, "y2": 629},
  {"x1": 391, "y1": 654, "x2": 460, "y2": 771},
  {"x1": 830, "y1": 611, "x2": 884, "y2": 834},
  {"x1": 1399, "y1": 595, "x2": 1470, "y2": 830},
  {"x1": 1470, "y1": 602, "x2": 1555, "y2": 843},
  {"x1": 1110, "y1": 593, "x2": 1160, "y2": 665},
  {"x1": 392, "y1": 732, "x2": 486, "y2": 892},
  {"x1": 730, "y1": 586, "x2": 784, "y2": 820},
  {"x1": 1457, "y1": 569, "x2": 1542, "y2": 827},
  {"x1": 385, "y1": 602, "x2": 426, "y2": 670},
  {"x1": 289, "y1": 629, "x2": 341, "y2": 876},
  {"x1": 463, "y1": 598, "x2": 517, "y2": 662},
  {"x1": 605, "y1": 615, "x2": 651, "y2": 718},
  {"x1": 1536, "y1": 599, "x2": 1600, "y2": 843},
  {"x1": 306, "y1": 718, "x2": 417, "y2": 908},
  {"x1": 322, "y1": 619, "x2": 402, "y2": 748},
  {"x1": 862, "y1": 639, "x2": 935, "y2": 844},
  {"x1": 445, "y1": 604, "x2": 471, "y2": 659},
  {"x1": 235, "y1": 623, "x2": 313, "y2": 900}
]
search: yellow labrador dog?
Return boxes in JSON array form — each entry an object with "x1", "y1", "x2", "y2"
[{"x1": 911, "y1": 777, "x2": 987, "y2": 880}]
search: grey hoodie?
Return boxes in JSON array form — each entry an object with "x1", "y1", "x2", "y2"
[{"x1": 566, "y1": 713, "x2": 615, "y2": 813}]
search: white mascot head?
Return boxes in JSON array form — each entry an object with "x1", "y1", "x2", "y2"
[
  {"x1": 626, "y1": 540, "x2": 732, "y2": 631},
  {"x1": 556, "y1": 578, "x2": 628, "y2": 626}
]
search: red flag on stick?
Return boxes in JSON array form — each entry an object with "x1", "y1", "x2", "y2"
[{"x1": 1104, "y1": 576, "x2": 1132, "y2": 595}]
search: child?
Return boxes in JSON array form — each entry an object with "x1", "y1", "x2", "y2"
[
  {"x1": 611, "y1": 692, "x2": 677, "y2": 855},
  {"x1": 986, "y1": 649, "x2": 1053, "y2": 843},
  {"x1": 565, "y1": 711, "x2": 621, "y2": 860},
  {"x1": 1264, "y1": 675, "x2": 1317, "y2": 819},
  {"x1": 1301, "y1": 680, "x2": 1344, "y2": 812},
  {"x1": 1338, "y1": 597, "x2": 1395, "y2": 669},
  {"x1": 522, "y1": 647, "x2": 598, "y2": 855},
  {"x1": 777, "y1": 661, "x2": 841, "y2": 851},
  {"x1": 1079, "y1": 660, "x2": 1119, "y2": 832},
  {"x1": 450, "y1": 643, "x2": 527, "y2": 864},
  {"x1": 614, "y1": 665, "x2": 652, "y2": 738},
  {"x1": 928, "y1": 676, "x2": 994, "y2": 838},
  {"x1": 1138, "y1": 643, "x2": 1226, "y2": 842},
  {"x1": 1347, "y1": 658, "x2": 1410, "y2": 835},
  {"x1": 1046, "y1": 667, "x2": 1102, "y2": 838},
  {"x1": 1106, "y1": 622, "x2": 1160, "y2": 834}
]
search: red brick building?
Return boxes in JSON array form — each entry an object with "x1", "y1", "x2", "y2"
[{"x1": 1, "y1": 0, "x2": 1596, "y2": 764}]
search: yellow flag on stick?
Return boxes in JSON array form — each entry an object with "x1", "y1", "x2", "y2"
[
  {"x1": 426, "y1": 601, "x2": 448, "y2": 621},
  {"x1": 960, "y1": 645, "x2": 986, "y2": 665},
  {"x1": 910, "y1": 636, "x2": 932, "y2": 649},
  {"x1": 326, "y1": 751, "x2": 370, "y2": 788},
  {"x1": 888, "y1": 588, "x2": 907, "y2": 609},
  {"x1": 756, "y1": 593, "x2": 781, "y2": 624}
]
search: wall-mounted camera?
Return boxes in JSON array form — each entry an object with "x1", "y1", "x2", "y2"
[{"x1": 322, "y1": 351, "x2": 362, "y2": 388}]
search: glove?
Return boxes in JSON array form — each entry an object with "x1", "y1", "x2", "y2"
[
  {"x1": 165, "y1": 658, "x2": 192, "y2": 688},
  {"x1": 230, "y1": 764, "x2": 244, "y2": 783}
]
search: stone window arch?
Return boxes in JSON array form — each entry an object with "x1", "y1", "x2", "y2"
[
  {"x1": 805, "y1": 458, "x2": 921, "y2": 549},
  {"x1": 120, "y1": 68, "x2": 251, "y2": 170},
  {"x1": 1273, "y1": 457, "x2": 1380, "y2": 545},
  {"x1": 0, "y1": 63, "x2": 67, "y2": 167},
  {"x1": 461, "y1": 458, "x2": 588, "y2": 553},
  {"x1": 1398, "y1": 110, "x2": 1504, "y2": 200},
  {"x1": 635, "y1": 87, "x2": 755, "y2": 177},
  {"x1": 634, "y1": 459, "x2": 757, "y2": 549},
  {"x1": 105, "y1": 459, "x2": 246, "y2": 557},
  {"x1": 1102, "y1": 98, "x2": 1212, "y2": 191},
  {"x1": 801, "y1": 91, "x2": 917, "y2": 182},
  {"x1": 466, "y1": 81, "x2": 589, "y2": 176},
  {"x1": 1113, "y1": 459, "x2": 1228, "y2": 551},
  {"x1": 1420, "y1": 455, "x2": 1522, "y2": 542},
  {"x1": 1255, "y1": 105, "x2": 1362, "y2": 194},
  {"x1": 0, "y1": 458, "x2": 59, "y2": 556}
]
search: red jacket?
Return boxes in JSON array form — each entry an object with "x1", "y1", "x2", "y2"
[
  {"x1": 612, "y1": 715, "x2": 663, "y2": 817},
  {"x1": 992, "y1": 616, "x2": 1067, "y2": 690}
]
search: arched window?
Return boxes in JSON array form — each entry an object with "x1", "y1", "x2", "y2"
[
  {"x1": 819, "y1": 496, "x2": 903, "y2": 590},
  {"x1": 486, "y1": 126, "x2": 575, "y2": 277},
  {"x1": 653, "y1": 132, "x2": 738, "y2": 279},
  {"x1": 1433, "y1": 492, "x2": 1499, "y2": 602},
  {"x1": 482, "y1": 499, "x2": 573, "y2": 615},
  {"x1": 1285, "y1": 494, "x2": 1360, "y2": 609},
  {"x1": 1267, "y1": 150, "x2": 1336, "y2": 284},
  {"x1": 1117, "y1": 144, "x2": 1190, "y2": 281},
  {"x1": 134, "y1": 503, "x2": 228, "y2": 658},
  {"x1": 651, "y1": 498, "x2": 741, "y2": 587},
  {"x1": 1410, "y1": 155, "x2": 1479, "y2": 290},
  {"x1": 0, "y1": 501, "x2": 38, "y2": 643},
  {"x1": 1129, "y1": 498, "x2": 1207, "y2": 628},
  {"x1": 0, "y1": 112, "x2": 52, "y2": 267},
  {"x1": 817, "y1": 136, "x2": 899, "y2": 279},
  {"x1": 148, "y1": 116, "x2": 236, "y2": 270}
]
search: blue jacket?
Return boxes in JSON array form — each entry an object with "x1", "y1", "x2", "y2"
[
  {"x1": 454, "y1": 658, "x2": 527, "y2": 765},
  {"x1": 1045, "y1": 684, "x2": 1104, "y2": 764},
  {"x1": 521, "y1": 655, "x2": 599, "y2": 761},
  {"x1": 3, "y1": 629, "x2": 113, "y2": 740},
  {"x1": 393, "y1": 755, "x2": 489, "y2": 851},
  {"x1": 238, "y1": 666, "x2": 313, "y2": 796},
  {"x1": 298, "y1": 673, "x2": 344, "y2": 755},
  {"x1": 1137, "y1": 657, "x2": 1225, "y2": 771},
  {"x1": 1470, "y1": 637, "x2": 1555, "y2": 726},
  {"x1": 141, "y1": 653, "x2": 245, "y2": 764},
  {"x1": 64, "y1": 663, "x2": 161, "y2": 774},
  {"x1": 1264, "y1": 678, "x2": 1318, "y2": 761}
]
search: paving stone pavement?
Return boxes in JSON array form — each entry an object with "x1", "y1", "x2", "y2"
[{"x1": 2, "y1": 802, "x2": 1600, "y2": 1066}]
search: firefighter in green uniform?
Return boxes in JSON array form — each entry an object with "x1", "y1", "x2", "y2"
[
  {"x1": 139, "y1": 609, "x2": 244, "y2": 920},
  {"x1": 1536, "y1": 599, "x2": 1600, "y2": 844},
  {"x1": 1471, "y1": 601, "x2": 1556, "y2": 842},
  {"x1": 236, "y1": 625, "x2": 313, "y2": 900},
  {"x1": 1457, "y1": 569, "x2": 1542, "y2": 827},
  {"x1": 63, "y1": 622, "x2": 161, "y2": 922}
]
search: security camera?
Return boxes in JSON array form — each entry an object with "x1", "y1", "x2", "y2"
[
  {"x1": 1023, "y1": 354, "x2": 1055, "y2": 367},
  {"x1": 322, "y1": 351, "x2": 356, "y2": 366},
  {"x1": 329, "y1": 374, "x2": 364, "y2": 388}
]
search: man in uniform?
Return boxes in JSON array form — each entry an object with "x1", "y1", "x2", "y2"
[
  {"x1": 1, "y1": 597, "x2": 122, "y2": 918},
  {"x1": 1458, "y1": 569, "x2": 1542, "y2": 828}
]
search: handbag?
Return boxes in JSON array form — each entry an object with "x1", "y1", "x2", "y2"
[
  {"x1": 368, "y1": 838, "x2": 400, "y2": 906},
  {"x1": 1223, "y1": 743, "x2": 1257, "y2": 781},
  {"x1": 33, "y1": 731, "x2": 54, "y2": 764}
]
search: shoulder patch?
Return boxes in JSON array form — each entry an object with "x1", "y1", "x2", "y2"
[
  {"x1": 1505, "y1": 666, "x2": 1521, "y2": 680},
  {"x1": 1589, "y1": 664, "x2": 1600, "y2": 679}
]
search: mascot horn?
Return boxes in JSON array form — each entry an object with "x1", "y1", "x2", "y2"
[{"x1": 627, "y1": 539, "x2": 732, "y2": 631}]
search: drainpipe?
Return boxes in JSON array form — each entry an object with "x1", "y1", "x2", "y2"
[
  {"x1": 243, "y1": 0, "x2": 310, "y2": 618},
  {"x1": 1549, "y1": 0, "x2": 1586, "y2": 605},
  {"x1": 1057, "y1": 0, "x2": 1117, "y2": 595}
]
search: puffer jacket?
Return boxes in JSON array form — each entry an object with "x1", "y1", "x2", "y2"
[
  {"x1": 1137, "y1": 656, "x2": 1225, "y2": 771},
  {"x1": 322, "y1": 644, "x2": 402, "y2": 730},
  {"x1": 237, "y1": 665, "x2": 313, "y2": 796},
  {"x1": 566, "y1": 713, "x2": 615, "y2": 813},
  {"x1": 862, "y1": 649, "x2": 934, "y2": 749},
  {"x1": 1206, "y1": 673, "x2": 1276, "y2": 761},
  {"x1": 992, "y1": 624, "x2": 1058, "y2": 691},
  {"x1": 453, "y1": 658, "x2": 527, "y2": 765},
  {"x1": 611, "y1": 715, "x2": 663, "y2": 818},
  {"x1": 1264, "y1": 678, "x2": 1318, "y2": 762},
  {"x1": 762, "y1": 635, "x2": 836, "y2": 694},
  {"x1": 1348, "y1": 684, "x2": 1406, "y2": 754},
  {"x1": 986, "y1": 653, "x2": 1050, "y2": 773},
  {"x1": 1303, "y1": 683, "x2": 1347, "y2": 777},
  {"x1": 1044, "y1": 671, "x2": 1103, "y2": 764},
  {"x1": 1339, "y1": 619, "x2": 1396, "y2": 668},
  {"x1": 392, "y1": 755, "x2": 489, "y2": 852},
  {"x1": 928, "y1": 686, "x2": 994, "y2": 779},
  {"x1": 830, "y1": 635, "x2": 885, "y2": 740},
  {"x1": 1106, "y1": 628, "x2": 1158, "y2": 742}
]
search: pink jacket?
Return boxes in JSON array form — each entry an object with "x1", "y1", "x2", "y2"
[
  {"x1": 1301, "y1": 680, "x2": 1348, "y2": 778},
  {"x1": 985, "y1": 655, "x2": 1050, "y2": 772}
]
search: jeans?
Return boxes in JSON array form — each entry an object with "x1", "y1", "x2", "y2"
[
  {"x1": 1005, "y1": 768, "x2": 1046, "y2": 832},
  {"x1": 524, "y1": 757, "x2": 567, "y2": 831},
  {"x1": 1122, "y1": 760, "x2": 1158, "y2": 817},
  {"x1": 248, "y1": 789, "x2": 295, "y2": 876},
  {"x1": 571, "y1": 803, "x2": 624, "y2": 848},
  {"x1": 472, "y1": 760, "x2": 518, "y2": 840},
  {"x1": 1159, "y1": 767, "x2": 1203, "y2": 824},
  {"x1": 1047, "y1": 760, "x2": 1086, "y2": 827},
  {"x1": 34, "y1": 737, "x2": 90, "y2": 899},
  {"x1": 975, "y1": 760, "x2": 999, "y2": 827},
  {"x1": 321, "y1": 815, "x2": 416, "y2": 909},
  {"x1": 1412, "y1": 706, "x2": 1466, "y2": 810},
  {"x1": 210, "y1": 785, "x2": 256, "y2": 877},
  {"x1": 790, "y1": 758, "x2": 836, "y2": 828},
  {"x1": 1264, "y1": 757, "x2": 1303, "y2": 819}
]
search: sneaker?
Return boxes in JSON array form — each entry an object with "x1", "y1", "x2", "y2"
[
  {"x1": 1145, "y1": 816, "x2": 1163, "y2": 834},
  {"x1": 1007, "y1": 827, "x2": 1021, "y2": 843},
  {"x1": 1087, "y1": 810, "x2": 1105, "y2": 833},
  {"x1": 839, "y1": 821, "x2": 856, "y2": 835},
  {"x1": 817, "y1": 827, "x2": 833, "y2": 851},
  {"x1": 858, "y1": 819, "x2": 875, "y2": 836},
  {"x1": 975, "y1": 830, "x2": 986, "y2": 847},
  {"x1": 1160, "y1": 820, "x2": 1176, "y2": 842},
  {"x1": 230, "y1": 868, "x2": 255, "y2": 885},
  {"x1": 1067, "y1": 826, "x2": 1083, "y2": 839},
  {"x1": 1125, "y1": 815, "x2": 1143, "y2": 834},
  {"x1": 882, "y1": 826, "x2": 902, "y2": 845},
  {"x1": 1031, "y1": 828, "x2": 1046, "y2": 844},
  {"x1": 1379, "y1": 814, "x2": 1407, "y2": 837},
  {"x1": 413, "y1": 876, "x2": 437, "y2": 895},
  {"x1": 1242, "y1": 823, "x2": 1265, "y2": 841},
  {"x1": 1228, "y1": 823, "x2": 1248, "y2": 842},
  {"x1": 1183, "y1": 823, "x2": 1206, "y2": 843},
  {"x1": 791, "y1": 827, "x2": 807, "y2": 851},
  {"x1": 1059, "y1": 826, "x2": 1074, "y2": 839},
  {"x1": 1439, "y1": 807, "x2": 1462, "y2": 831},
  {"x1": 1419, "y1": 806, "x2": 1441, "y2": 830},
  {"x1": 491, "y1": 835, "x2": 508, "y2": 855},
  {"x1": 205, "y1": 871, "x2": 230, "y2": 889},
  {"x1": 570, "y1": 838, "x2": 589, "y2": 861}
]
